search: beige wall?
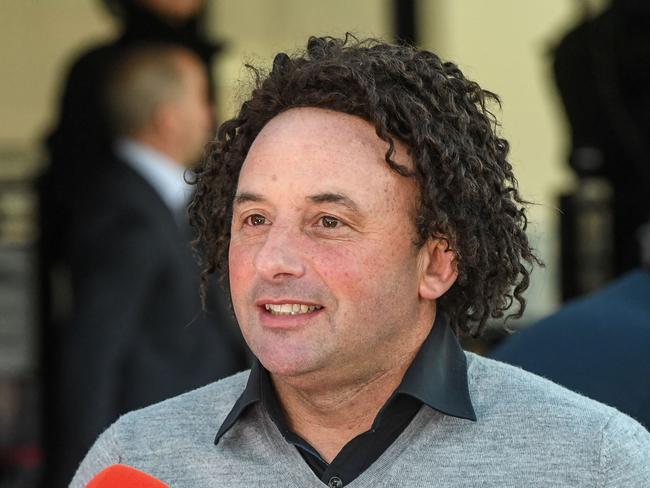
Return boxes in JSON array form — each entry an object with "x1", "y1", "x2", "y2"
[
  {"x1": 209, "y1": 0, "x2": 391, "y2": 119},
  {"x1": 0, "y1": 1, "x2": 116, "y2": 156}
]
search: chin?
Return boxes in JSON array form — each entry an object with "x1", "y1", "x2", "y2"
[
  {"x1": 254, "y1": 345, "x2": 323, "y2": 379},
  {"x1": 258, "y1": 354, "x2": 311, "y2": 378},
  {"x1": 240, "y1": 319, "x2": 326, "y2": 378}
]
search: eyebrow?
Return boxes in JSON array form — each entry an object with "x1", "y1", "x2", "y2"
[
  {"x1": 233, "y1": 192, "x2": 265, "y2": 206},
  {"x1": 308, "y1": 192, "x2": 359, "y2": 213},
  {"x1": 233, "y1": 191, "x2": 360, "y2": 213}
]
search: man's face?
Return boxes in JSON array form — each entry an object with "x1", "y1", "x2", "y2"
[{"x1": 229, "y1": 108, "x2": 435, "y2": 384}]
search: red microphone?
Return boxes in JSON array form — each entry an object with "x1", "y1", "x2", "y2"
[{"x1": 85, "y1": 464, "x2": 169, "y2": 487}]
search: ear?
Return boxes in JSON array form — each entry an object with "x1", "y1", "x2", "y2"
[{"x1": 417, "y1": 237, "x2": 458, "y2": 300}]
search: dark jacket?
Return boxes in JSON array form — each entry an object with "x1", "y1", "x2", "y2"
[
  {"x1": 42, "y1": 156, "x2": 247, "y2": 486},
  {"x1": 553, "y1": 5, "x2": 650, "y2": 274}
]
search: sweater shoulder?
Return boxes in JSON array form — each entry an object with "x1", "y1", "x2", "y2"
[
  {"x1": 114, "y1": 370, "x2": 249, "y2": 440},
  {"x1": 466, "y1": 352, "x2": 621, "y2": 428},
  {"x1": 464, "y1": 353, "x2": 650, "y2": 481},
  {"x1": 70, "y1": 371, "x2": 250, "y2": 487}
]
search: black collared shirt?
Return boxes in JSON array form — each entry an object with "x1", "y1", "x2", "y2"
[{"x1": 215, "y1": 317, "x2": 476, "y2": 487}]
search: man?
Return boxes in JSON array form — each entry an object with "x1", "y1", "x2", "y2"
[
  {"x1": 491, "y1": 267, "x2": 650, "y2": 430},
  {"x1": 46, "y1": 46, "x2": 247, "y2": 486},
  {"x1": 38, "y1": 0, "x2": 218, "y2": 368},
  {"x1": 72, "y1": 36, "x2": 650, "y2": 487},
  {"x1": 42, "y1": 0, "x2": 215, "y2": 174}
]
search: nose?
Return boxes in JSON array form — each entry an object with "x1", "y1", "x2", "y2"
[{"x1": 253, "y1": 225, "x2": 306, "y2": 282}]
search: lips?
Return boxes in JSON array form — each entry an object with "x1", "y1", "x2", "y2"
[
  {"x1": 253, "y1": 295, "x2": 326, "y2": 328},
  {"x1": 264, "y1": 303, "x2": 324, "y2": 315}
]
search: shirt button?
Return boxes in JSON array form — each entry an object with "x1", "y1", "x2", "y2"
[{"x1": 328, "y1": 476, "x2": 343, "y2": 488}]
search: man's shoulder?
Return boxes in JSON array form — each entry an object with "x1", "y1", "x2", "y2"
[
  {"x1": 72, "y1": 158, "x2": 173, "y2": 240},
  {"x1": 464, "y1": 353, "x2": 650, "y2": 478},
  {"x1": 113, "y1": 370, "x2": 250, "y2": 441},
  {"x1": 466, "y1": 352, "x2": 634, "y2": 429},
  {"x1": 85, "y1": 157, "x2": 159, "y2": 206},
  {"x1": 401, "y1": 353, "x2": 650, "y2": 486},
  {"x1": 71, "y1": 372, "x2": 252, "y2": 487}
]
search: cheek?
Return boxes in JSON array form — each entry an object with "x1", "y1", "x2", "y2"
[
  {"x1": 310, "y1": 242, "x2": 384, "y2": 305},
  {"x1": 319, "y1": 237, "x2": 419, "y2": 311},
  {"x1": 228, "y1": 242, "x2": 255, "y2": 305}
]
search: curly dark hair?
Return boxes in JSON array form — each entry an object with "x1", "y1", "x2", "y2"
[{"x1": 190, "y1": 34, "x2": 541, "y2": 336}]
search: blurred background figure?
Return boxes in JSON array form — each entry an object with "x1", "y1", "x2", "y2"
[
  {"x1": 42, "y1": 0, "x2": 216, "y2": 178},
  {"x1": 38, "y1": 0, "x2": 218, "y2": 297},
  {"x1": 33, "y1": 1, "x2": 247, "y2": 486},
  {"x1": 38, "y1": 0, "x2": 219, "y2": 354},
  {"x1": 44, "y1": 44, "x2": 246, "y2": 486},
  {"x1": 555, "y1": 0, "x2": 650, "y2": 299},
  {"x1": 40, "y1": 43, "x2": 248, "y2": 486},
  {"x1": 40, "y1": 43, "x2": 247, "y2": 488}
]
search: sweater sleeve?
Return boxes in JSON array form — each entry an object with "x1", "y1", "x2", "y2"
[
  {"x1": 69, "y1": 421, "x2": 124, "y2": 488},
  {"x1": 598, "y1": 411, "x2": 650, "y2": 487}
]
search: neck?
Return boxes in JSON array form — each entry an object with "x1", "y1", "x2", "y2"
[
  {"x1": 271, "y1": 320, "x2": 432, "y2": 463},
  {"x1": 131, "y1": 132, "x2": 185, "y2": 167}
]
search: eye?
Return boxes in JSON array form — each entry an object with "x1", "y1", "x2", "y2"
[
  {"x1": 320, "y1": 215, "x2": 340, "y2": 228},
  {"x1": 245, "y1": 214, "x2": 268, "y2": 226}
]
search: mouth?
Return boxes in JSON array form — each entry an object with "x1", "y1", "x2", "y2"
[{"x1": 263, "y1": 303, "x2": 324, "y2": 316}]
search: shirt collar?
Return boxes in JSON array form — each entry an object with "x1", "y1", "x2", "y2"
[
  {"x1": 397, "y1": 316, "x2": 476, "y2": 420},
  {"x1": 214, "y1": 362, "x2": 263, "y2": 443},
  {"x1": 214, "y1": 315, "x2": 476, "y2": 445},
  {"x1": 115, "y1": 138, "x2": 192, "y2": 214}
]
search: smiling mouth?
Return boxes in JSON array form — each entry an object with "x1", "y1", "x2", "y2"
[{"x1": 264, "y1": 303, "x2": 323, "y2": 316}]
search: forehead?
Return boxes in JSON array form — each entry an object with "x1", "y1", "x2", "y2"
[{"x1": 237, "y1": 107, "x2": 414, "y2": 204}]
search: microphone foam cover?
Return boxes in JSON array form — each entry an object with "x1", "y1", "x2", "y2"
[{"x1": 86, "y1": 464, "x2": 169, "y2": 487}]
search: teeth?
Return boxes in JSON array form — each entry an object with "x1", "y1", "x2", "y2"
[{"x1": 264, "y1": 303, "x2": 322, "y2": 315}]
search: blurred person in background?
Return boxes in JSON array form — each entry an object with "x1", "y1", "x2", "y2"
[
  {"x1": 43, "y1": 0, "x2": 216, "y2": 176},
  {"x1": 41, "y1": 45, "x2": 247, "y2": 487},
  {"x1": 36, "y1": 0, "x2": 226, "y2": 485},
  {"x1": 38, "y1": 0, "x2": 218, "y2": 292},
  {"x1": 554, "y1": 0, "x2": 650, "y2": 277}
]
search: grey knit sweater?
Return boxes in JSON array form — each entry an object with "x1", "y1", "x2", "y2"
[{"x1": 71, "y1": 353, "x2": 650, "y2": 487}]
